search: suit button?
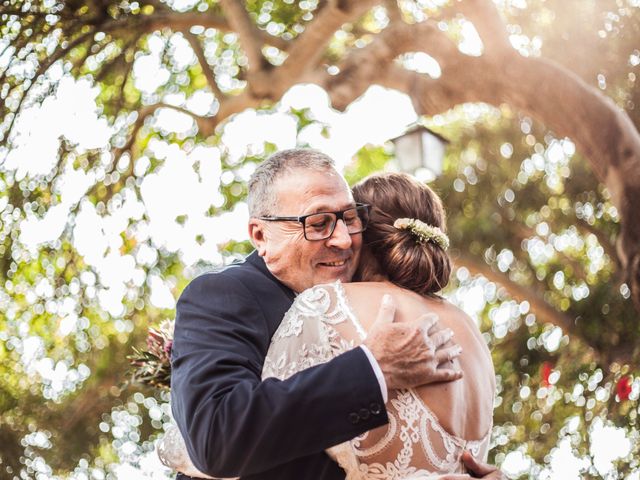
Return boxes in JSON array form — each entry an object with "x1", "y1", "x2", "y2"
[
  {"x1": 359, "y1": 408, "x2": 370, "y2": 420},
  {"x1": 348, "y1": 412, "x2": 360, "y2": 424},
  {"x1": 370, "y1": 402, "x2": 382, "y2": 415}
]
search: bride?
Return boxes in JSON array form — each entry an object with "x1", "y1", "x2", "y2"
[{"x1": 160, "y1": 172, "x2": 495, "y2": 479}]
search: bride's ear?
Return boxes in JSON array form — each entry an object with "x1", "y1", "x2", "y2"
[{"x1": 248, "y1": 219, "x2": 268, "y2": 256}]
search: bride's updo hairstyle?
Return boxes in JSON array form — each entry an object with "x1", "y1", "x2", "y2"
[{"x1": 352, "y1": 172, "x2": 451, "y2": 297}]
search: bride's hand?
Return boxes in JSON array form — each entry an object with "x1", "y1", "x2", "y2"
[
  {"x1": 459, "y1": 451, "x2": 509, "y2": 479},
  {"x1": 363, "y1": 294, "x2": 463, "y2": 390},
  {"x1": 430, "y1": 452, "x2": 508, "y2": 479}
]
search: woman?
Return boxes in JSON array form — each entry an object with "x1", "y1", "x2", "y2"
[{"x1": 160, "y1": 172, "x2": 495, "y2": 479}]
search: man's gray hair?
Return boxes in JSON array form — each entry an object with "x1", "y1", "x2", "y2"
[{"x1": 248, "y1": 148, "x2": 337, "y2": 216}]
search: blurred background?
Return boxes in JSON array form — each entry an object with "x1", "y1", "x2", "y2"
[{"x1": 1, "y1": 0, "x2": 640, "y2": 478}]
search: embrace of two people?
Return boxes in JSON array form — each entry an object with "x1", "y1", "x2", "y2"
[{"x1": 162, "y1": 149, "x2": 505, "y2": 480}]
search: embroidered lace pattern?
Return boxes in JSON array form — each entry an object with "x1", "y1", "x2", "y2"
[
  {"x1": 263, "y1": 281, "x2": 492, "y2": 480},
  {"x1": 262, "y1": 284, "x2": 360, "y2": 379}
]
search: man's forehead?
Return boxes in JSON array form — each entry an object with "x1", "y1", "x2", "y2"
[
  {"x1": 305, "y1": 199, "x2": 356, "y2": 214},
  {"x1": 273, "y1": 168, "x2": 353, "y2": 207}
]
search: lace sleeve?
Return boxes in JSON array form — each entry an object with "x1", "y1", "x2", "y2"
[
  {"x1": 262, "y1": 281, "x2": 361, "y2": 381},
  {"x1": 262, "y1": 281, "x2": 367, "y2": 480}
]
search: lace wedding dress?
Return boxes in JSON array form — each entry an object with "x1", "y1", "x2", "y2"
[
  {"x1": 262, "y1": 281, "x2": 492, "y2": 479},
  {"x1": 159, "y1": 281, "x2": 492, "y2": 479}
]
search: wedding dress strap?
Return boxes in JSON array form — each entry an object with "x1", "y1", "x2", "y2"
[{"x1": 331, "y1": 281, "x2": 368, "y2": 340}]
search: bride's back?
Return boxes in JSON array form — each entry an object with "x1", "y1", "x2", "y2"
[
  {"x1": 344, "y1": 281, "x2": 494, "y2": 440},
  {"x1": 337, "y1": 281, "x2": 495, "y2": 475},
  {"x1": 262, "y1": 278, "x2": 493, "y2": 477}
]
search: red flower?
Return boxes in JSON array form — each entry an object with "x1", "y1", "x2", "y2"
[
  {"x1": 540, "y1": 362, "x2": 552, "y2": 387},
  {"x1": 617, "y1": 376, "x2": 632, "y2": 401}
]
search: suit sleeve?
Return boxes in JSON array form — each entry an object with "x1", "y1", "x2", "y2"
[{"x1": 170, "y1": 272, "x2": 388, "y2": 477}]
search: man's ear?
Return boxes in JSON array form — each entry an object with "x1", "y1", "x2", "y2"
[{"x1": 248, "y1": 218, "x2": 268, "y2": 256}]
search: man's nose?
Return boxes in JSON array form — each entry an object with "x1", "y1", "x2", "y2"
[{"x1": 326, "y1": 219, "x2": 352, "y2": 249}]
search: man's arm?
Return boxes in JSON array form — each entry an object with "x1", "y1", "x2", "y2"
[{"x1": 170, "y1": 272, "x2": 387, "y2": 478}]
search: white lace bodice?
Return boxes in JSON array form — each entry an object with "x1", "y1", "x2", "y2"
[{"x1": 262, "y1": 282, "x2": 492, "y2": 480}]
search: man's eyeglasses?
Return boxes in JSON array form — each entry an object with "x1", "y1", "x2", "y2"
[{"x1": 259, "y1": 204, "x2": 371, "y2": 241}]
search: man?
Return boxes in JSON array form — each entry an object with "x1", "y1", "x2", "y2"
[{"x1": 171, "y1": 149, "x2": 504, "y2": 479}]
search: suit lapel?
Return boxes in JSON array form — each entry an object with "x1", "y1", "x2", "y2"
[{"x1": 244, "y1": 252, "x2": 296, "y2": 338}]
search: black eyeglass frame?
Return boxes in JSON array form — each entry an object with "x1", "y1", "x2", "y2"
[{"x1": 258, "y1": 203, "x2": 371, "y2": 241}]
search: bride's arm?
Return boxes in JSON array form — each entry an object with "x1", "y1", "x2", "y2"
[{"x1": 157, "y1": 425, "x2": 221, "y2": 479}]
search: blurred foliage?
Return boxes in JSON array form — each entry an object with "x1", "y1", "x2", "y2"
[{"x1": 0, "y1": 0, "x2": 639, "y2": 479}]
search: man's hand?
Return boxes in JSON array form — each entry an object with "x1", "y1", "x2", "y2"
[
  {"x1": 363, "y1": 294, "x2": 463, "y2": 390},
  {"x1": 460, "y1": 452, "x2": 508, "y2": 479}
]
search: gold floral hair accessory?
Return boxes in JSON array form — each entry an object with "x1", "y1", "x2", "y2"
[{"x1": 393, "y1": 218, "x2": 450, "y2": 250}]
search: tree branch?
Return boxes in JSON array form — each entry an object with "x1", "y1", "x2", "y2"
[
  {"x1": 111, "y1": 105, "x2": 155, "y2": 162},
  {"x1": 218, "y1": 0, "x2": 264, "y2": 73},
  {"x1": 94, "y1": 36, "x2": 138, "y2": 84},
  {"x1": 574, "y1": 218, "x2": 618, "y2": 263},
  {"x1": 113, "y1": 50, "x2": 136, "y2": 116},
  {"x1": 272, "y1": 0, "x2": 378, "y2": 97},
  {"x1": 455, "y1": 0, "x2": 512, "y2": 55},
  {"x1": 215, "y1": 93, "x2": 262, "y2": 129},
  {"x1": 164, "y1": 103, "x2": 217, "y2": 138},
  {"x1": 279, "y1": 11, "x2": 640, "y2": 307},
  {"x1": 134, "y1": 10, "x2": 230, "y2": 33},
  {"x1": 71, "y1": 38, "x2": 106, "y2": 74},
  {"x1": 184, "y1": 31, "x2": 226, "y2": 100},
  {"x1": 316, "y1": 19, "x2": 462, "y2": 110},
  {"x1": 501, "y1": 221, "x2": 591, "y2": 284},
  {"x1": 453, "y1": 251, "x2": 584, "y2": 340},
  {"x1": 261, "y1": 32, "x2": 290, "y2": 51},
  {"x1": 114, "y1": 103, "x2": 215, "y2": 156},
  {"x1": 0, "y1": 8, "x2": 51, "y2": 16},
  {"x1": 384, "y1": 0, "x2": 402, "y2": 22}
]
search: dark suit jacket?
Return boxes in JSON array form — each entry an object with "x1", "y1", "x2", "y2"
[{"x1": 171, "y1": 252, "x2": 388, "y2": 480}]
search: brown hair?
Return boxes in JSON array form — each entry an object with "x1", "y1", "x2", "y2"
[{"x1": 352, "y1": 172, "x2": 451, "y2": 296}]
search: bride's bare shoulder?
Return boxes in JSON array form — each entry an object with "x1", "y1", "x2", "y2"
[
  {"x1": 341, "y1": 281, "x2": 407, "y2": 306},
  {"x1": 341, "y1": 281, "x2": 388, "y2": 294},
  {"x1": 430, "y1": 299, "x2": 472, "y2": 320}
]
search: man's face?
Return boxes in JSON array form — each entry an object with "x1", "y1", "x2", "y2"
[{"x1": 249, "y1": 168, "x2": 362, "y2": 293}]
